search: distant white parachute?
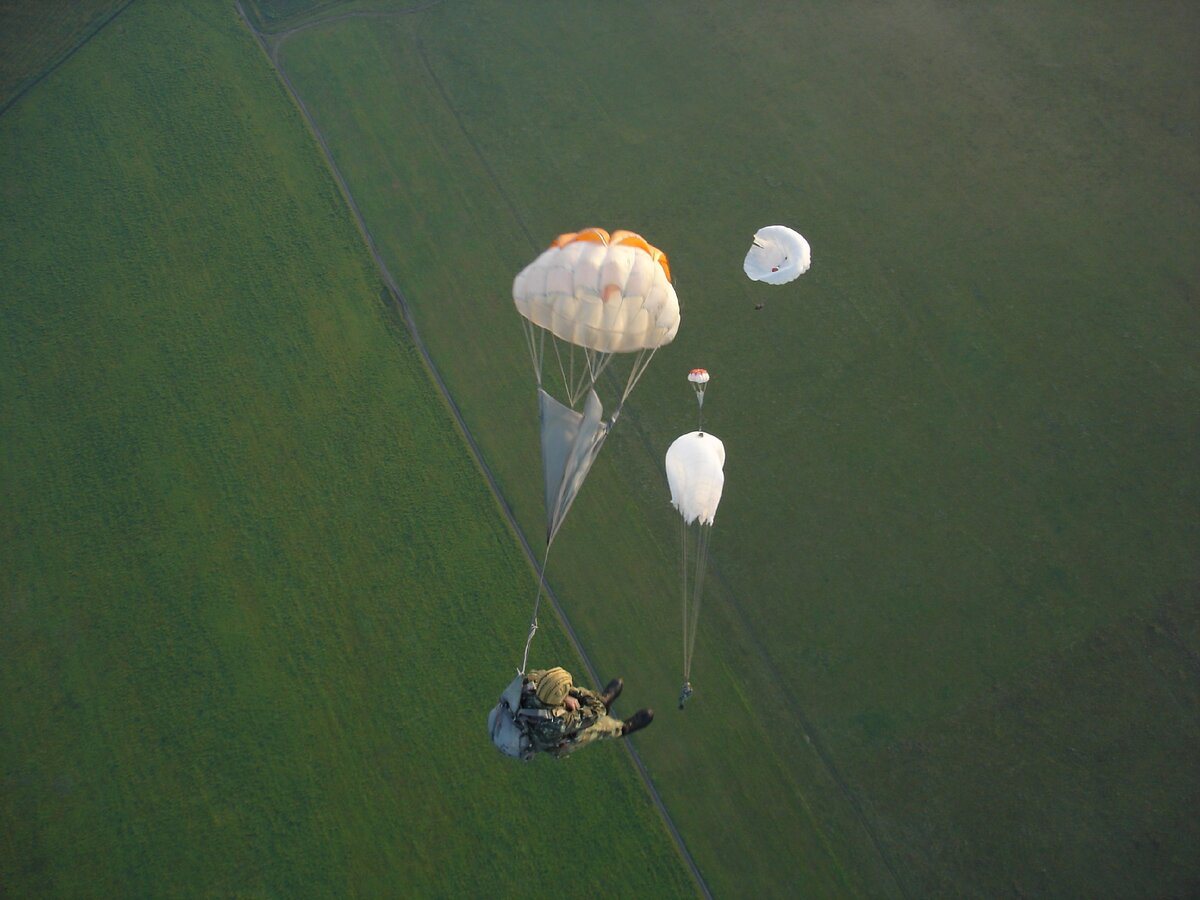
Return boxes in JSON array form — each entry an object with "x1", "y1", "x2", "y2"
[{"x1": 743, "y1": 225, "x2": 811, "y2": 285}]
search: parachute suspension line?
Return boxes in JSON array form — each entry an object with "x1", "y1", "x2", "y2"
[
  {"x1": 592, "y1": 281, "x2": 669, "y2": 420},
  {"x1": 686, "y1": 524, "x2": 712, "y2": 678},
  {"x1": 681, "y1": 522, "x2": 713, "y2": 684},
  {"x1": 547, "y1": 333, "x2": 573, "y2": 405},
  {"x1": 521, "y1": 320, "x2": 545, "y2": 390},
  {"x1": 519, "y1": 536, "x2": 557, "y2": 675},
  {"x1": 680, "y1": 516, "x2": 692, "y2": 681},
  {"x1": 623, "y1": 347, "x2": 651, "y2": 403},
  {"x1": 537, "y1": 334, "x2": 588, "y2": 408},
  {"x1": 586, "y1": 347, "x2": 617, "y2": 389},
  {"x1": 575, "y1": 345, "x2": 594, "y2": 406},
  {"x1": 609, "y1": 346, "x2": 657, "y2": 424}
]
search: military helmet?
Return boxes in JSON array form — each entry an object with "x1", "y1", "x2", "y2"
[{"x1": 536, "y1": 667, "x2": 573, "y2": 706}]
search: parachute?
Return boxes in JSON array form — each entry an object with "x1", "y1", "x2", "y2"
[
  {"x1": 514, "y1": 228, "x2": 680, "y2": 545},
  {"x1": 667, "y1": 431, "x2": 725, "y2": 708},
  {"x1": 743, "y1": 225, "x2": 811, "y2": 285},
  {"x1": 688, "y1": 368, "x2": 709, "y2": 431},
  {"x1": 667, "y1": 370, "x2": 726, "y2": 708},
  {"x1": 666, "y1": 432, "x2": 725, "y2": 526},
  {"x1": 513, "y1": 228, "x2": 680, "y2": 671}
]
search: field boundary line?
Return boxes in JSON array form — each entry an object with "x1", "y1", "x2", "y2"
[
  {"x1": 233, "y1": 5, "x2": 711, "y2": 897},
  {"x1": 0, "y1": 0, "x2": 137, "y2": 119},
  {"x1": 259, "y1": 4, "x2": 445, "y2": 64}
]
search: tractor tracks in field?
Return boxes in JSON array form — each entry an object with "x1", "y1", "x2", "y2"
[
  {"x1": 234, "y1": 4, "x2": 713, "y2": 897},
  {"x1": 253, "y1": 3, "x2": 445, "y2": 65}
]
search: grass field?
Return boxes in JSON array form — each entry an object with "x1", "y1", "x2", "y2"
[
  {"x1": 0, "y1": 2, "x2": 696, "y2": 895},
  {"x1": 275, "y1": 1, "x2": 1200, "y2": 896},
  {"x1": 0, "y1": 0, "x2": 129, "y2": 112}
]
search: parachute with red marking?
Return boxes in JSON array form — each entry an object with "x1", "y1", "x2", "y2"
[
  {"x1": 511, "y1": 228, "x2": 681, "y2": 673},
  {"x1": 743, "y1": 225, "x2": 811, "y2": 285}
]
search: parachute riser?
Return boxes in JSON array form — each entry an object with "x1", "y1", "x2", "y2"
[{"x1": 519, "y1": 537, "x2": 557, "y2": 675}]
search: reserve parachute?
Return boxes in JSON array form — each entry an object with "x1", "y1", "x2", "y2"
[
  {"x1": 513, "y1": 228, "x2": 680, "y2": 671},
  {"x1": 743, "y1": 225, "x2": 811, "y2": 285},
  {"x1": 667, "y1": 370, "x2": 726, "y2": 708}
]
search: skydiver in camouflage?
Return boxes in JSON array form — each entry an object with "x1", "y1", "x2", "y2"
[{"x1": 522, "y1": 667, "x2": 654, "y2": 758}]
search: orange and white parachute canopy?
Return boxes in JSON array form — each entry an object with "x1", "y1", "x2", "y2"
[
  {"x1": 513, "y1": 228, "x2": 681, "y2": 546},
  {"x1": 514, "y1": 228, "x2": 680, "y2": 408}
]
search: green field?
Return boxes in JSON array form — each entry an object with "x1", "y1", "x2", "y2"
[
  {"x1": 0, "y1": 1, "x2": 129, "y2": 112},
  {"x1": 4, "y1": 0, "x2": 1198, "y2": 896},
  {"x1": 273, "y1": 1, "x2": 1200, "y2": 897},
  {"x1": 0, "y1": 2, "x2": 695, "y2": 895}
]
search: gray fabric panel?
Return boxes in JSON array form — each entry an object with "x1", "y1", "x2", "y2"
[
  {"x1": 539, "y1": 388, "x2": 580, "y2": 535},
  {"x1": 538, "y1": 388, "x2": 609, "y2": 544}
]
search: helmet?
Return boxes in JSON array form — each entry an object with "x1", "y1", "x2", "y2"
[{"x1": 535, "y1": 667, "x2": 573, "y2": 706}]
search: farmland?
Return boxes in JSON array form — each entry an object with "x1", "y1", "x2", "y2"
[
  {"x1": 273, "y1": 1, "x2": 1200, "y2": 897},
  {"x1": 0, "y1": 2, "x2": 695, "y2": 896},
  {"x1": 3, "y1": 0, "x2": 1198, "y2": 896},
  {"x1": 0, "y1": 0, "x2": 130, "y2": 112}
]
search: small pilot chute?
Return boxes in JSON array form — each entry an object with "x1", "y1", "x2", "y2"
[{"x1": 688, "y1": 368, "x2": 709, "y2": 431}]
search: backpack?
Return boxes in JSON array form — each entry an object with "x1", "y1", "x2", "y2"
[{"x1": 488, "y1": 673, "x2": 553, "y2": 761}]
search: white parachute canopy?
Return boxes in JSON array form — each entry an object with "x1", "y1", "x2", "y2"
[
  {"x1": 743, "y1": 225, "x2": 811, "y2": 285},
  {"x1": 514, "y1": 240, "x2": 679, "y2": 355},
  {"x1": 665, "y1": 432, "x2": 726, "y2": 526},
  {"x1": 512, "y1": 228, "x2": 680, "y2": 675},
  {"x1": 667, "y1": 430, "x2": 726, "y2": 703},
  {"x1": 513, "y1": 228, "x2": 680, "y2": 546}
]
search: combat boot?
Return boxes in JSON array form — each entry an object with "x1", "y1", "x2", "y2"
[
  {"x1": 621, "y1": 708, "x2": 654, "y2": 736},
  {"x1": 600, "y1": 678, "x2": 623, "y2": 709}
]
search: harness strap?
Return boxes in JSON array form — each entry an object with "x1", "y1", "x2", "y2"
[{"x1": 515, "y1": 707, "x2": 554, "y2": 721}]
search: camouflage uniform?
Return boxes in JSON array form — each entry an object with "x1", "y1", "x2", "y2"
[{"x1": 524, "y1": 668, "x2": 626, "y2": 758}]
